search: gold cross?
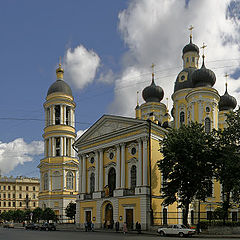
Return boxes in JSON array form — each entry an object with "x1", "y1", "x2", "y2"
[
  {"x1": 225, "y1": 73, "x2": 229, "y2": 87},
  {"x1": 151, "y1": 63, "x2": 155, "y2": 74},
  {"x1": 188, "y1": 25, "x2": 194, "y2": 37},
  {"x1": 59, "y1": 56, "x2": 62, "y2": 66},
  {"x1": 201, "y1": 42, "x2": 207, "y2": 56}
]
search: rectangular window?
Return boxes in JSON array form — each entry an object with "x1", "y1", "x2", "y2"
[
  {"x1": 55, "y1": 105, "x2": 60, "y2": 125},
  {"x1": 13, "y1": 186, "x2": 15, "y2": 191},
  {"x1": 8, "y1": 202, "x2": 11, "y2": 207},
  {"x1": 33, "y1": 202, "x2": 36, "y2": 207},
  {"x1": 13, "y1": 202, "x2": 15, "y2": 207},
  {"x1": 8, "y1": 186, "x2": 10, "y2": 190},
  {"x1": 56, "y1": 137, "x2": 60, "y2": 156},
  {"x1": 33, "y1": 186, "x2": 35, "y2": 191},
  {"x1": 8, "y1": 194, "x2": 10, "y2": 199},
  {"x1": 13, "y1": 194, "x2": 15, "y2": 198},
  {"x1": 26, "y1": 186, "x2": 29, "y2": 191},
  {"x1": 207, "y1": 211, "x2": 213, "y2": 221},
  {"x1": 3, "y1": 194, "x2": 6, "y2": 199},
  {"x1": 3, "y1": 202, "x2": 6, "y2": 207},
  {"x1": 3, "y1": 186, "x2": 6, "y2": 190},
  {"x1": 19, "y1": 186, "x2": 22, "y2": 191},
  {"x1": 192, "y1": 57, "x2": 195, "y2": 63},
  {"x1": 19, "y1": 194, "x2": 22, "y2": 199}
]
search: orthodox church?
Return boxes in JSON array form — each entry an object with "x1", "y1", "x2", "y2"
[{"x1": 40, "y1": 29, "x2": 237, "y2": 228}]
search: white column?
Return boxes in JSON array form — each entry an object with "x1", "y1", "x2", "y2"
[
  {"x1": 63, "y1": 105, "x2": 66, "y2": 125},
  {"x1": 82, "y1": 155, "x2": 86, "y2": 193},
  {"x1": 116, "y1": 144, "x2": 121, "y2": 189},
  {"x1": 63, "y1": 169, "x2": 65, "y2": 190},
  {"x1": 52, "y1": 137, "x2": 56, "y2": 157},
  {"x1": 72, "y1": 110, "x2": 75, "y2": 128},
  {"x1": 60, "y1": 137, "x2": 63, "y2": 156},
  {"x1": 78, "y1": 156, "x2": 82, "y2": 193},
  {"x1": 48, "y1": 170, "x2": 51, "y2": 191},
  {"x1": 95, "y1": 151, "x2": 99, "y2": 192},
  {"x1": 63, "y1": 137, "x2": 66, "y2": 156},
  {"x1": 137, "y1": 139, "x2": 142, "y2": 186},
  {"x1": 70, "y1": 138, "x2": 74, "y2": 157},
  {"x1": 48, "y1": 138, "x2": 51, "y2": 157},
  {"x1": 99, "y1": 149, "x2": 103, "y2": 191},
  {"x1": 120, "y1": 143, "x2": 126, "y2": 188},
  {"x1": 143, "y1": 137, "x2": 148, "y2": 186}
]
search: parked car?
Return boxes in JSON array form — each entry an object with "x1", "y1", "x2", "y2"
[
  {"x1": 40, "y1": 222, "x2": 56, "y2": 231},
  {"x1": 25, "y1": 223, "x2": 39, "y2": 230},
  {"x1": 3, "y1": 222, "x2": 14, "y2": 228},
  {"x1": 157, "y1": 224, "x2": 195, "y2": 237}
]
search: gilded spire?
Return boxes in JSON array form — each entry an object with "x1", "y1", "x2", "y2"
[
  {"x1": 224, "y1": 73, "x2": 229, "y2": 93},
  {"x1": 56, "y1": 56, "x2": 64, "y2": 80},
  {"x1": 200, "y1": 42, "x2": 207, "y2": 66},
  {"x1": 151, "y1": 63, "x2": 155, "y2": 84},
  {"x1": 137, "y1": 91, "x2": 139, "y2": 106},
  {"x1": 188, "y1": 25, "x2": 194, "y2": 43}
]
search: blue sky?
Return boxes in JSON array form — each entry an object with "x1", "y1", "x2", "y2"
[{"x1": 1, "y1": 0, "x2": 240, "y2": 177}]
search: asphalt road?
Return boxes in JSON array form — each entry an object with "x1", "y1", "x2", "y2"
[{"x1": 0, "y1": 228, "x2": 237, "y2": 240}]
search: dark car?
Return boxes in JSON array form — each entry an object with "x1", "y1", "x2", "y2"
[
  {"x1": 25, "y1": 223, "x2": 39, "y2": 230},
  {"x1": 40, "y1": 222, "x2": 56, "y2": 231}
]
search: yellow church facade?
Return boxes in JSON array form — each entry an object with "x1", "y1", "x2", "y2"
[{"x1": 74, "y1": 30, "x2": 238, "y2": 229}]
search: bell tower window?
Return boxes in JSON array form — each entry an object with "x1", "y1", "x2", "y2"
[
  {"x1": 55, "y1": 105, "x2": 60, "y2": 125},
  {"x1": 56, "y1": 137, "x2": 60, "y2": 156},
  {"x1": 66, "y1": 106, "x2": 70, "y2": 126}
]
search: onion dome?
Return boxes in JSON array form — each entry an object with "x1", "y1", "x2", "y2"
[
  {"x1": 174, "y1": 67, "x2": 195, "y2": 92},
  {"x1": 219, "y1": 83, "x2": 237, "y2": 111},
  {"x1": 142, "y1": 73, "x2": 164, "y2": 103},
  {"x1": 182, "y1": 36, "x2": 199, "y2": 55},
  {"x1": 192, "y1": 56, "x2": 216, "y2": 88},
  {"x1": 47, "y1": 63, "x2": 72, "y2": 96}
]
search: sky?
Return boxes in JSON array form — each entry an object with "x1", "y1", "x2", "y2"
[{"x1": 1, "y1": 0, "x2": 240, "y2": 177}]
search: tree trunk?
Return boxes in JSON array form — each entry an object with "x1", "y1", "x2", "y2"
[{"x1": 183, "y1": 203, "x2": 190, "y2": 226}]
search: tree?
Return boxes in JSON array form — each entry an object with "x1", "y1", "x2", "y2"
[
  {"x1": 65, "y1": 202, "x2": 76, "y2": 221},
  {"x1": 214, "y1": 107, "x2": 240, "y2": 223},
  {"x1": 13, "y1": 209, "x2": 25, "y2": 223},
  {"x1": 32, "y1": 207, "x2": 43, "y2": 223},
  {"x1": 24, "y1": 209, "x2": 32, "y2": 222},
  {"x1": 158, "y1": 122, "x2": 217, "y2": 226},
  {"x1": 42, "y1": 208, "x2": 57, "y2": 222}
]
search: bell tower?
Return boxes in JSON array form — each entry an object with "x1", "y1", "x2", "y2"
[{"x1": 38, "y1": 60, "x2": 79, "y2": 220}]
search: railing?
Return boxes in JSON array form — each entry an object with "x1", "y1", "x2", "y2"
[
  {"x1": 123, "y1": 189, "x2": 135, "y2": 196},
  {"x1": 84, "y1": 193, "x2": 92, "y2": 200}
]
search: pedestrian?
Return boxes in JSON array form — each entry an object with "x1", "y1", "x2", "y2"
[
  {"x1": 115, "y1": 221, "x2": 119, "y2": 232},
  {"x1": 123, "y1": 222, "x2": 127, "y2": 234},
  {"x1": 84, "y1": 222, "x2": 88, "y2": 232},
  {"x1": 107, "y1": 220, "x2": 110, "y2": 229},
  {"x1": 135, "y1": 221, "x2": 138, "y2": 231},
  {"x1": 137, "y1": 222, "x2": 141, "y2": 234},
  {"x1": 91, "y1": 221, "x2": 94, "y2": 231}
]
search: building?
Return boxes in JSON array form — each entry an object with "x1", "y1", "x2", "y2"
[
  {"x1": 0, "y1": 176, "x2": 39, "y2": 213},
  {"x1": 74, "y1": 30, "x2": 238, "y2": 229},
  {"x1": 38, "y1": 63, "x2": 79, "y2": 220}
]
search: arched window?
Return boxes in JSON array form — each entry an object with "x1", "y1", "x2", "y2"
[
  {"x1": 44, "y1": 173, "x2": 48, "y2": 190},
  {"x1": 66, "y1": 171, "x2": 74, "y2": 190},
  {"x1": 180, "y1": 111, "x2": 185, "y2": 126},
  {"x1": 205, "y1": 117, "x2": 211, "y2": 133},
  {"x1": 52, "y1": 171, "x2": 61, "y2": 190},
  {"x1": 130, "y1": 165, "x2": 137, "y2": 189},
  {"x1": 90, "y1": 172, "x2": 95, "y2": 193},
  {"x1": 55, "y1": 105, "x2": 60, "y2": 125}
]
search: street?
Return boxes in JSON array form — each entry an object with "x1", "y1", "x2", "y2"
[{"x1": 0, "y1": 228, "x2": 237, "y2": 240}]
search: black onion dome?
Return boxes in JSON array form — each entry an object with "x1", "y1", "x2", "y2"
[
  {"x1": 182, "y1": 38, "x2": 199, "y2": 55},
  {"x1": 174, "y1": 68, "x2": 195, "y2": 92},
  {"x1": 142, "y1": 76, "x2": 164, "y2": 103},
  {"x1": 192, "y1": 58, "x2": 216, "y2": 88},
  {"x1": 47, "y1": 79, "x2": 72, "y2": 96},
  {"x1": 219, "y1": 86, "x2": 237, "y2": 111}
]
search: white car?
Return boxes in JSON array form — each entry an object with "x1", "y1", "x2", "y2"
[{"x1": 157, "y1": 224, "x2": 195, "y2": 237}]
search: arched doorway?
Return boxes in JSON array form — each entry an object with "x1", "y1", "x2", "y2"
[
  {"x1": 105, "y1": 203, "x2": 113, "y2": 229},
  {"x1": 108, "y1": 167, "x2": 116, "y2": 197}
]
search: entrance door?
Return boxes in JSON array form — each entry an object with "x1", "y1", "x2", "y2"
[
  {"x1": 105, "y1": 203, "x2": 113, "y2": 229},
  {"x1": 85, "y1": 211, "x2": 91, "y2": 223},
  {"x1": 126, "y1": 209, "x2": 133, "y2": 229}
]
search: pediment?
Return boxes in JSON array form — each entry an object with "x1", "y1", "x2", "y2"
[{"x1": 76, "y1": 115, "x2": 145, "y2": 143}]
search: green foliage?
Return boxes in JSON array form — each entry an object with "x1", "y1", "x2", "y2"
[
  {"x1": 24, "y1": 209, "x2": 32, "y2": 222},
  {"x1": 158, "y1": 122, "x2": 217, "y2": 225},
  {"x1": 32, "y1": 207, "x2": 43, "y2": 223},
  {"x1": 200, "y1": 220, "x2": 240, "y2": 229},
  {"x1": 42, "y1": 208, "x2": 57, "y2": 222},
  {"x1": 13, "y1": 209, "x2": 25, "y2": 222},
  {"x1": 213, "y1": 207, "x2": 225, "y2": 220},
  {"x1": 65, "y1": 202, "x2": 76, "y2": 220}
]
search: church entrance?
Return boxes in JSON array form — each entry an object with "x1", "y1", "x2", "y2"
[
  {"x1": 105, "y1": 203, "x2": 113, "y2": 229},
  {"x1": 126, "y1": 209, "x2": 133, "y2": 229},
  {"x1": 85, "y1": 211, "x2": 91, "y2": 223},
  {"x1": 108, "y1": 168, "x2": 116, "y2": 197}
]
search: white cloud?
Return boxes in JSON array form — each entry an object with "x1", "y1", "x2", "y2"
[
  {"x1": 97, "y1": 69, "x2": 114, "y2": 84},
  {"x1": 110, "y1": 0, "x2": 240, "y2": 116},
  {"x1": 76, "y1": 129, "x2": 88, "y2": 139},
  {"x1": 64, "y1": 45, "x2": 101, "y2": 89},
  {"x1": 0, "y1": 138, "x2": 44, "y2": 174}
]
